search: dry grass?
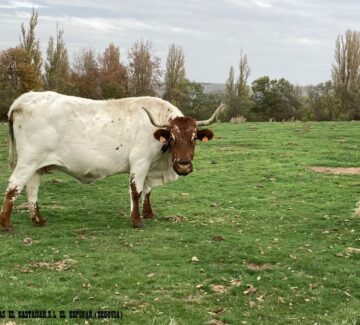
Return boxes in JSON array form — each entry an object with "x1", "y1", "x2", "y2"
[{"x1": 230, "y1": 116, "x2": 247, "y2": 123}]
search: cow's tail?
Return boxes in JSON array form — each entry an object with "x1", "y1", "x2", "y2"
[{"x1": 8, "y1": 113, "x2": 17, "y2": 169}]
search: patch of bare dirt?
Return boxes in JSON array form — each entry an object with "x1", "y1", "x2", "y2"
[
  {"x1": 210, "y1": 284, "x2": 229, "y2": 294},
  {"x1": 206, "y1": 319, "x2": 229, "y2": 325},
  {"x1": 310, "y1": 167, "x2": 360, "y2": 175},
  {"x1": 345, "y1": 247, "x2": 360, "y2": 255},
  {"x1": 29, "y1": 259, "x2": 76, "y2": 271},
  {"x1": 164, "y1": 215, "x2": 186, "y2": 222},
  {"x1": 245, "y1": 262, "x2": 275, "y2": 271}
]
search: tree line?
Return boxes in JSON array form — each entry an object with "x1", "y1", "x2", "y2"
[
  {"x1": 225, "y1": 30, "x2": 360, "y2": 121},
  {"x1": 0, "y1": 9, "x2": 359, "y2": 121}
]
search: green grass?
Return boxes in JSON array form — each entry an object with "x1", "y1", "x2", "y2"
[{"x1": 0, "y1": 121, "x2": 359, "y2": 325}]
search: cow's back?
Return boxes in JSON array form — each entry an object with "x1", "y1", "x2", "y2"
[{"x1": 9, "y1": 91, "x2": 182, "y2": 124}]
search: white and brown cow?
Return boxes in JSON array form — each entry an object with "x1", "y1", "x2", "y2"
[{"x1": 0, "y1": 91, "x2": 224, "y2": 229}]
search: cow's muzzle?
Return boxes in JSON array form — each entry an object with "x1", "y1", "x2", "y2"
[{"x1": 173, "y1": 160, "x2": 193, "y2": 176}]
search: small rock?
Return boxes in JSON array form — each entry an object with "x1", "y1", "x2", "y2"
[
  {"x1": 191, "y1": 256, "x2": 199, "y2": 263},
  {"x1": 212, "y1": 235, "x2": 225, "y2": 241},
  {"x1": 22, "y1": 238, "x2": 33, "y2": 246}
]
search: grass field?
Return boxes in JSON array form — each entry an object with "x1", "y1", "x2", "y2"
[{"x1": 0, "y1": 121, "x2": 359, "y2": 325}]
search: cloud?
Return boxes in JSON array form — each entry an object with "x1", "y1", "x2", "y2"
[
  {"x1": 0, "y1": 0, "x2": 45, "y2": 8},
  {"x1": 298, "y1": 37, "x2": 321, "y2": 46},
  {"x1": 36, "y1": 13, "x2": 208, "y2": 39},
  {"x1": 170, "y1": 27, "x2": 209, "y2": 37},
  {"x1": 226, "y1": 0, "x2": 272, "y2": 8},
  {"x1": 15, "y1": 12, "x2": 157, "y2": 33}
]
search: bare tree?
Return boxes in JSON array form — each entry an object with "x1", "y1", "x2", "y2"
[
  {"x1": 163, "y1": 43, "x2": 188, "y2": 107},
  {"x1": 332, "y1": 29, "x2": 360, "y2": 119},
  {"x1": 19, "y1": 8, "x2": 42, "y2": 81},
  {"x1": 236, "y1": 52, "x2": 252, "y2": 117},
  {"x1": 237, "y1": 52, "x2": 250, "y2": 99},
  {"x1": 225, "y1": 66, "x2": 238, "y2": 119},
  {"x1": 44, "y1": 25, "x2": 71, "y2": 93},
  {"x1": 224, "y1": 52, "x2": 252, "y2": 120},
  {"x1": 127, "y1": 40, "x2": 161, "y2": 96}
]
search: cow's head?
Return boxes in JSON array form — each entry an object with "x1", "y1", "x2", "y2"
[{"x1": 143, "y1": 104, "x2": 225, "y2": 176}]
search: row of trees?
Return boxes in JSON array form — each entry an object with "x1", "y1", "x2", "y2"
[
  {"x1": 0, "y1": 10, "x2": 223, "y2": 120},
  {"x1": 1, "y1": 9, "x2": 359, "y2": 121},
  {"x1": 223, "y1": 29, "x2": 360, "y2": 121}
]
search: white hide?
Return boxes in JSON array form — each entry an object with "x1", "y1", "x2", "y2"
[{"x1": 8, "y1": 91, "x2": 182, "y2": 190}]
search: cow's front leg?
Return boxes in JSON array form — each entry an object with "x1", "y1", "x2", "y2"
[
  {"x1": 142, "y1": 185, "x2": 154, "y2": 219},
  {"x1": 129, "y1": 175, "x2": 143, "y2": 228},
  {"x1": 129, "y1": 159, "x2": 151, "y2": 228}
]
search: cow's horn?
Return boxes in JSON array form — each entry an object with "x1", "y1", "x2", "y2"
[
  {"x1": 196, "y1": 103, "x2": 226, "y2": 126},
  {"x1": 142, "y1": 106, "x2": 169, "y2": 128}
]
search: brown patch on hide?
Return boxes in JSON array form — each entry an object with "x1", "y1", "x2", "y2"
[
  {"x1": 310, "y1": 167, "x2": 360, "y2": 175},
  {"x1": 171, "y1": 116, "x2": 196, "y2": 128},
  {"x1": 130, "y1": 177, "x2": 143, "y2": 228},
  {"x1": 143, "y1": 192, "x2": 154, "y2": 219},
  {"x1": 0, "y1": 187, "x2": 19, "y2": 230},
  {"x1": 29, "y1": 202, "x2": 47, "y2": 226}
]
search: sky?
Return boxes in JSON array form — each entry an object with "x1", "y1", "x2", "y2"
[{"x1": 1, "y1": 0, "x2": 360, "y2": 86}]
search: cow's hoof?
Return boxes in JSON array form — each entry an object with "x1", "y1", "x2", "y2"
[
  {"x1": 133, "y1": 223, "x2": 144, "y2": 229},
  {"x1": 143, "y1": 213, "x2": 154, "y2": 220},
  {"x1": 2, "y1": 226, "x2": 14, "y2": 232},
  {"x1": 32, "y1": 217, "x2": 47, "y2": 226},
  {"x1": 1, "y1": 219, "x2": 13, "y2": 232}
]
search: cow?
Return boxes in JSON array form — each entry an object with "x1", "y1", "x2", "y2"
[{"x1": 0, "y1": 91, "x2": 224, "y2": 230}]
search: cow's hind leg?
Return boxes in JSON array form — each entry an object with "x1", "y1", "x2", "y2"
[
  {"x1": 0, "y1": 187, "x2": 20, "y2": 231},
  {"x1": 26, "y1": 172, "x2": 46, "y2": 226},
  {"x1": 0, "y1": 166, "x2": 37, "y2": 231}
]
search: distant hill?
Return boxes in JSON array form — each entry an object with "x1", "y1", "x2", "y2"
[
  {"x1": 155, "y1": 82, "x2": 226, "y2": 97},
  {"x1": 156, "y1": 82, "x2": 312, "y2": 97},
  {"x1": 199, "y1": 83, "x2": 226, "y2": 94}
]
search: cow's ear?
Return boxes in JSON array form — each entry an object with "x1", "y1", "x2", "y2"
[
  {"x1": 197, "y1": 129, "x2": 214, "y2": 142},
  {"x1": 154, "y1": 129, "x2": 171, "y2": 143}
]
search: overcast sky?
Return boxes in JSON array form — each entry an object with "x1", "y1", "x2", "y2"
[{"x1": 1, "y1": 0, "x2": 360, "y2": 85}]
